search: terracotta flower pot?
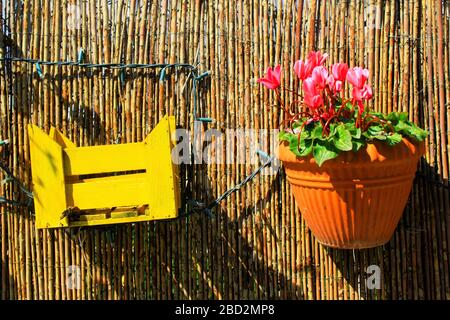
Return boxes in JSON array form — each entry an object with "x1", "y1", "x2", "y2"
[{"x1": 278, "y1": 138, "x2": 424, "y2": 249}]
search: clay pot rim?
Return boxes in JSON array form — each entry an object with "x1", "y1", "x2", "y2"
[{"x1": 278, "y1": 137, "x2": 425, "y2": 168}]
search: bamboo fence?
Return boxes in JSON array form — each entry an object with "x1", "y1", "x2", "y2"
[{"x1": 0, "y1": 0, "x2": 449, "y2": 300}]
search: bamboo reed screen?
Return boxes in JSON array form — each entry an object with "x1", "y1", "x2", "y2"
[{"x1": 0, "y1": 0, "x2": 449, "y2": 300}]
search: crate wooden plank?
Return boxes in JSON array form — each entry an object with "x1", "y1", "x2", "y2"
[
  {"x1": 63, "y1": 143, "x2": 147, "y2": 176},
  {"x1": 66, "y1": 174, "x2": 150, "y2": 210},
  {"x1": 28, "y1": 125, "x2": 69, "y2": 228},
  {"x1": 144, "y1": 116, "x2": 180, "y2": 220}
]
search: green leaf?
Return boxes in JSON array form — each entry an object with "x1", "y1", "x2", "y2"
[
  {"x1": 285, "y1": 134, "x2": 300, "y2": 156},
  {"x1": 369, "y1": 111, "x2": 386, "y2": 120},
  {"x1": 364, "y1": 125, "x2": 389, "y2": 141},
  {"x1": 344, "y1": 122, "x2": 361, "y2": 139},
  {"x1": 394, "y1": 120, "x2": 429, "y2": 141},
  {"x1": 394, "y1": 120, "x2": 408, "y2": 131},
  {"x1": 387, "y1": 111, "x2": 408, "y2": 122},
  {"x1": 289, "y1": 145, "x2": 302, "y2": 157},
  {"x1": 386, "y1": 132, "x2": 402, "y2": 146},
  {"x1": 279, "y1": 130, "x2": 290, "y2": 142},
  {"x1": 311, "y1": 124, "x2": 325, "y2": 141},
  {"x1": 398, "y1": 113, "x2": 409, "y2": 121},
  {"x1": 287, "y1": 130, "x2": 312, "y2": 157},
  {"x1": 333, "y1": 124, "x2": 353, "y2": 151},
  {"x1": 292, "y1": 121, "x2": 303, "y2": 129},
  {"x1": 327, "y1": 123, "x2": 338, "y2": 139},
  {"x1": 367, "y1": 125, "x2": 384, "y2": 136},
  {"x1": 297, "y1": 138, "x2": 313, "y2": 156},
  {"x1": 313, "y1": 141, "x2": 339, "y2": 167},
  {"x1": 405, "y1": 124, "x2": 428, "y2": 141},
  {"x1": 352, "y1": 139, "x2": 365, "y2": 152},
  {"x1": 353, "y1": 128, "x2": 362, "y2": 139},
  {"x1": 373, "y1": 134, "x2": 387, "y2": 141}
]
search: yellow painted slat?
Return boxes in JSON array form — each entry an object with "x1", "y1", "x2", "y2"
[
  {"x1": 49, "y1": 126, "x2": 76, "y2": 148},
  {"x1": 66, "y1": 174, "x2": 150, "y2": 209},
  {"x1": 144, "y1": 115, "x2": 180, "y2": 220},
  {"x1": 168, "y1": 116, "x2": 181, "y2": 210},
  {"x1": 28, "y1": 125, "x2": 69, "y2": 228},
  {"x1": 63, "y1": 143, "x2": 147, "y2": 176}
]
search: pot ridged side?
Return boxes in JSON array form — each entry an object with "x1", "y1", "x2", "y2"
[{"x1": 279, "y1": 138, "x2": 424, "y2": 249}]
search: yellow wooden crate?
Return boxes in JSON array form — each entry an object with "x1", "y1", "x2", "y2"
[{"x1": 28, "y1": 116, "x2": 180, "y2": 229}]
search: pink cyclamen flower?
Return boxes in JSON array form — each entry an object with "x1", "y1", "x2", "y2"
[
  {"x1": 303, "y1": 78, "x2": 324, "y2": 109},
  {"x1": 257, "y1": 65, "x2": 281, "y2": 90},
  {"x1": 330, "y1": 63, "x2": 348, "y2": 93},
  {"x1": 334, "y1": 80, "x2": 343, "y2": 93},
  {"x1": 332, "y1": 63, "x2": 349, "y2": 81},
  {"x1": 311, "y1": 66, "x2": 329, "y2": 89},
  {"x1": 327, "y1": 75, "x2": 344, "y2": 93},
  {"x1": 294, "y1": 51, "x2": 328, "y2": 81},
  {"x1": 352, "y1": 84, "x2": 373, "y2": 114},
  {"x1": 307, "y1": 51, "x2": 328, "y2": 68},
  {"x1": 302, "y1": 77, "x2": 319, "y2": 97},
  {"x1": 346, "y1": 67, "x2": 369, "y2": 89},
  {"x1": 304, "y1": 94, "x2": 324, "y2": 109},
  {"x1": 327, "y1": 75, "x2": 336, "y2": 91},
  {"x1": 347, "y1": 67, "x2": 372, "y2": 114},
  {"x1": 352, "y1": 84, "x2": 373, "y2": 101},
  {"x1": 294, "y1": 60, "x2": 313, "y2": 81}
]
